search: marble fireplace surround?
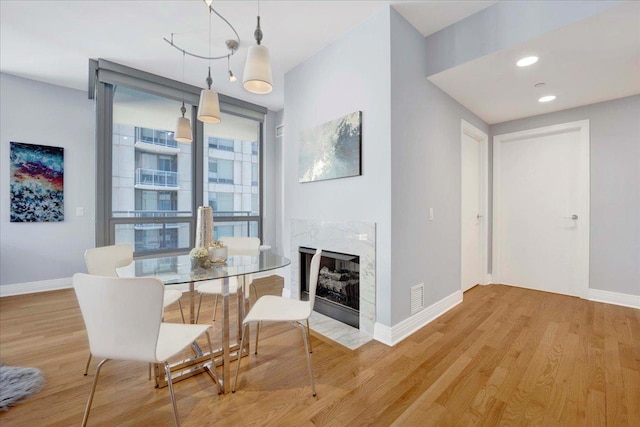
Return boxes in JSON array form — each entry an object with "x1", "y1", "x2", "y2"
[{"x1": 290, "y1": 219, "x2": 376, "y2": 345}]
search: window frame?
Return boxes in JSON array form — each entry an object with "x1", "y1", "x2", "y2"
[{"x1": 91, "y1": 59, "x2": 266, "y2": 255}]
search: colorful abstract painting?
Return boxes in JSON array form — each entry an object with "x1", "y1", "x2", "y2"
[
  {"x1": 10, "y1": 142, "x2": 64, "y2": 222},
  {"x1": 298, "y1": 111, "x2": 362, "y2": 183}
]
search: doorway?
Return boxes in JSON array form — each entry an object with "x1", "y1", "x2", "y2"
[
  {"x1": 461, "y1": 120, "x2": 488, "y2": 292},
  {"x1": 493, "y1": 120, "x2": 590, "y2": 297}
]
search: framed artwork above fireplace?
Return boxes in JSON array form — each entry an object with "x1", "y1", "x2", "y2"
[{"x1": 298, "y1": 111, "x2": 362, "y2": 183}]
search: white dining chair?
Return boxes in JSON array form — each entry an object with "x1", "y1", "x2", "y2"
[
  {"x1": 73, "y1": 273, "x2": 219, "y2": 427},
  {"x1": 83, "y1": 244, "x2": 185, "y2": 377},
  {"x1": 195, "y1": 237, "x2": 261, "y2": 323},
  {"x1": 232, "y1": 248, "x2": 322, "y2": 396}
]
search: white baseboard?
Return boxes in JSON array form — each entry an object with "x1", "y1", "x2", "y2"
[
  {"x1": 0, "y1": 277, "x2": 73, "y2": 297},
  {"x1": 373, "y1": 290, "x2": 463, "y2": 346},
  {"x1": 587, "y1": 288, "x2": 640, "y2": 309}
]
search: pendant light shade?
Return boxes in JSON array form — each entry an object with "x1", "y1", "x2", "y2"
[
  {"x1": 243, "y1": 44, "x2": 273, "y2": 94},
  {"x1": 197, "y1": 88, "x2": 221, "y2": 123},
  {"x1": 175, "y1": 115, "x2": 193, "y2": 143}
]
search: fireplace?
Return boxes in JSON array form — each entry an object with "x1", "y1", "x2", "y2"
[{"x1": 299, "y1": 247, "x2": 360, "y2": 329}]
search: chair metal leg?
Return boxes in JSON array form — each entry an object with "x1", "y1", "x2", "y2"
[
  {"x1": 81, "y1": 359, "x2": 109, "y2": 427},
  {"x1": 204, "y1": 331, "x2": 221, "y2": 394},
  {"x1": 164, "y1": 361, "x2": 180, "y2": 427},
  {"x1": 232, "y1": 323, "x2": 249, "y2": 393},
  {"x1": 306, "y1": 319, "x2": 313, "y2": 353},
  {"x1": 254, "y1": 321, "x2": 260, "y2": 354},
  {"x1": 83, "y1": 353, "x2": 92, "y2": 376},
  {"x1": 148, "y1": 363, "x2": 152, "y2": 380},
  {"x1": 212, "y1": 294, "x2": 219, "y2": 321},
  {"x1": 178, "y1": 299, "x2": 185, "y2": 324},
  {"x1": 195, "y1": 294, "x2": 204, "y2": 323},
  {"x1": 297, "y1": 322, "x2": 317, "y2": 396}
]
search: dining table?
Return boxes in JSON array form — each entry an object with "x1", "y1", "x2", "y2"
[{"x1": 117, "y1": 250, "x2": 290, "y2": 393}]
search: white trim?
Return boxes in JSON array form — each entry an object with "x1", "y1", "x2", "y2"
[
  {"x1": 588, "y1": 288, "x2": 640, "y2": 309},
  {"x1": 373, "y1": 290, "x2": 463, "y2": 346},
  {"x1": 0, "y1": 277, "x2": 72, "y2": 297},
  {"x1": 461, "y1": 119, "x2": 489, "y2": 292},
  {"x1": 493, "y1": 120, "x2": 590, "y2": 298}
]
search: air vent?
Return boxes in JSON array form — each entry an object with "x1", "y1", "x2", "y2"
[
  {"x1": 411, "y1": 283, "x2": 424, "y2": 315},
  {"x1": 275, "y1": 124, "x2": 284, "y2": 138}
]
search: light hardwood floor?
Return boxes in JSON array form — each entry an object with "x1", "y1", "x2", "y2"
[{"x1": 1, "y1": 278, "x2": 638, "y2": 426}]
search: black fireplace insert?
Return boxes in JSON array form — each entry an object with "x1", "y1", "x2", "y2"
[{"x1": 300, "y1": 247, "x2": 359, "y2": 329}]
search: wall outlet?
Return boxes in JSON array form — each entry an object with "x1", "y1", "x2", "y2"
[
  {"x1": 76, "y1": 207, "x2": 85, "y2": 216},
  {"x1": 358, "y1": 233, "x2": 367, "y2": 241},
  {"x1": 429, "y1": 207, "x2": 434, "y2": 221}
]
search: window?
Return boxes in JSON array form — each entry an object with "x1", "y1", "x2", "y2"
[
  {"x1": 203, "y1": 113, "x2": 261, "y2": 237},
  {"x1": 208, "y1": 159, "x2": 233, "y2": 184},
  {"x1": 208, "y1": 137, "x2": 234, "y2": 152},
  {"x1": 92, "y1": 60, "x2": 266, "y2": 255},
  {"x1": 209, "y1": 192, "x2": 234, "y2": 214}
]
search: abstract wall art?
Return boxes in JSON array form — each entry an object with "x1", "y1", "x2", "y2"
[
  {"x1": 298, "y1": 111, "x2": 362, "y2": 183},
  {"x1": 10, "y1": 142, "x2": 64, "y2": 222}
]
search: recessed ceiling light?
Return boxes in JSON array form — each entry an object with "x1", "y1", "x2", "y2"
[
  {"x1": 517, "y1": 56, "x2": 538, "y2": 67},
  {"x1": 538, "y1": 95, "x2": 556, "y2": 103}
]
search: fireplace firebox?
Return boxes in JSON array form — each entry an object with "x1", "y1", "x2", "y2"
[{"x1": 299, "y1": 247, "x2": 359, "y2": 329}]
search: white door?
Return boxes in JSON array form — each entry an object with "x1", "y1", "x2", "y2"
[
  {"x1": 461, "y1": 121, "x2": 488, "y2": 292},
  {"x1": 493, "y1": 120, "x2": 590, "y2": 297}
]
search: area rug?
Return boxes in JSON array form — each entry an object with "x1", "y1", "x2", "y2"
[{"x1": 0, "y1": 363, "x2": 45, "y2": 411}]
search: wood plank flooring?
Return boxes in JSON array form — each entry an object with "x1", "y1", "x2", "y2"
[{"x1": 1, "y1": 279, "x2": 638, "y2": 426}]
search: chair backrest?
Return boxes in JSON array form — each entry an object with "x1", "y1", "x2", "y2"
[
  {"x1": 219, "y1": 237, "x2": 261, "y2": 255},
  {"x1": 307, "y1": 248, "x2": 323, "y2": 310},
  {"x1": 73, "y1": 273, "x2": 164, "y2": 362},
  {"x1": 84, "y1": 244, "x2": 133, "y2": 276}
]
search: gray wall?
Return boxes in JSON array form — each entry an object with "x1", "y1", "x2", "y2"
[
  {"x1": 491, "y1": 95, "x2": 640, "y2": 296},
  {"x1": 0, "y1": 73, "x2": 95, "y2": 286},
  {"x1": 424, "y1": 0, "x2": 624, "y2": 77},
  {"x1": 283, "y1": 8, "x2": 394, "y2": 325},
  {"x1": 0, "y1": 73, "x2": 280, "y2": 289},
  {"x1": 390, "y1": 10, "x2": 489, "y2": 324}
]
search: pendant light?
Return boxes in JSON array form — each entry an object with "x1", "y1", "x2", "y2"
[
  {"x1": 175, "y1": 51, "x2": 193, "y2": 142},
  {"x1": 197, "y1": 6, "x2": 221, "y2": 124},
  {"x1": 243, "y1": 1, "x2": 272, "y2": 94}
]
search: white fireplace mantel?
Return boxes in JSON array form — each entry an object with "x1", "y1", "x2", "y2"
[{"x1": 290, "y1": 219, "x2": 376, "y2": 337}]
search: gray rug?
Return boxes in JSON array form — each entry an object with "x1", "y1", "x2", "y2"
[{"x1": 0, "y1": 364, "x2": 45, "y2": 411}]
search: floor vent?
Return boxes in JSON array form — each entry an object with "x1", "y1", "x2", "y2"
[{"x1": 411, "y1": 283, "x2": 424, "y2": 315}]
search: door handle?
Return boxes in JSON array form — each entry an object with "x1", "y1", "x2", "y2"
[{"x1": 563, "y1": 214, "x2": 578, "y2": 220}]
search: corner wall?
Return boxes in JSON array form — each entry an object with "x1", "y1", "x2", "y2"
[
  {"x1": 0, "y1": 73, "x2": 95, "y2": 290},
  {"x1": 283, "y1": 7, "x2": 393, "y2": 326},
  {"x1": 389, "y1": 9, "x2": 489, "y2": 325}
]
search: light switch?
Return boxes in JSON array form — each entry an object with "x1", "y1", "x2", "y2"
[
  {"x1": 76, "y1": 207, "x2": 85, "y2": 216},
  {"x1": 358, "y1": 234, "x2": 368, "y2": 241},
  {"x1": 429, "y1": 207, "x2": 434, "y2": 221}
]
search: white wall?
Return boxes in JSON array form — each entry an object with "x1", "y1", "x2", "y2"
[
  {"x1": 0, "y1": 73, "x2": 95, "y2": 288},
  {"x1": 491, "y1": 95, "x2": 640, "y2": 297},
  {"x1": 283, "y1": 8, "x2": 393, "y2": 325},
  {"x1": 389, "y1": 10, "x2": 489, "y2": 324}
]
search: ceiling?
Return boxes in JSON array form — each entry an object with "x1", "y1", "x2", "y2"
[
  {"x1": 429, "y1": 1, "x2": 640, "y2": 124},
  {"x1": 1, "y1": 1, "x2": 637, "y2": 123},
  {"x1": 0, "y1": 0, "x2": 494, "y2": 112}
]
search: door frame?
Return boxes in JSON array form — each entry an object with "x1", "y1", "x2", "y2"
[
  {"x1": 460, "y1": 119, "x2": 489, "y2": 290},
  {"x1": 492, "y1": 120, "x2": 590, "y2": 298}
]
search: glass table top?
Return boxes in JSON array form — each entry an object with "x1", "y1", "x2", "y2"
[{"x1": 117, "y1": 251, "x2": 290, "y2": 285}]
